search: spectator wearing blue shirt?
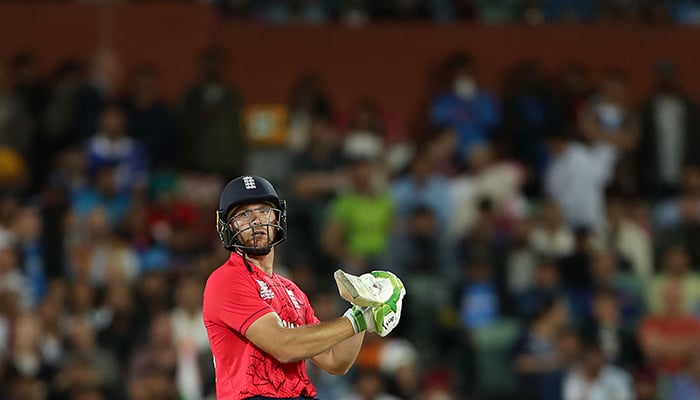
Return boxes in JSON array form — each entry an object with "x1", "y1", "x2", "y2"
[
  {"x1": 459, "y1": 254, "x2": 499, "y2": 330},
  {"x1": 391, "y1": 150, "x2": 452, "y2": 229},
  {"x1": 670, "y1": 348, "x2": 700, "y2": 399},
  {"x1": 429, "y1": 53, "x2": 500, "y2": 160},
  {"x1": 511, "y1": 297, "x2": 569, "y2": 400},
  {"x1": 71, "y1": 163, "x2": 132, "y2": 230},
  {"x1": 85, "y1": 103, "x2": 149, "y2": 195}
]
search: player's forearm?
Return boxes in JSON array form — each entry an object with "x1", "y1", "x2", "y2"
[
  {"x1": 273, "y1": 317, "x2": 357, "y2": 364},
  {"x1": 319, "y1": 331, "x2": 365, "y2": 375}
]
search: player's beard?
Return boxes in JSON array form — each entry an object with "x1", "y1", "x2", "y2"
[{"x1": 238, "y1": 225, "x2": 275, "y2": 256}]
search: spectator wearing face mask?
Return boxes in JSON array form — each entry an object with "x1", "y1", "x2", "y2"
[
  {"x1": 577, "y1": 68, "x2": 639, "y2": 194},
  {"x1": 428, "y1": 52, "x2": 500, "y2": 161}
]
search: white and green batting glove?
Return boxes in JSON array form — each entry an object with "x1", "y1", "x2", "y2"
[
  {"x1": 343, "y1": 305, "x2": 375, "y2": 334},
  {"x1": 343, "y1": 290, "x2": 404, "y2": 337},
  {"x1": 373, "y1": 283, "x2": 404, "y2": 337},
  {"x1": 339, "y1": 269, "x2": 406, "y2": 337},
  {"x1": 334, "y1": 269, "x2": 405, "y2": 308}
]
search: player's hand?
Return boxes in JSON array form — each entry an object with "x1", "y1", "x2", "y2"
[
  {"x1": 343, "y1": 296, "x2": 403, "y2": 337},
  {"x1": 341, "y1": 271, "x2": 405, "y2": 337},
  {"x1": 334, "y1": 269, "x2": 405, "y2": 308}
]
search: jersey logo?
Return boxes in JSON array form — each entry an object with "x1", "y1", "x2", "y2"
[
  {"x1": 256, "y1": 280, "x2": 275, "y2": 300},
  {"x1": 242, "y1": 176, "x2": 256, "y2": 189},
  {"x1": 286, "y1": 289, "x2": 301, "y2": 309},
  {"x1": 279, "y1": 319, "x2": 300, "y2": 328}
]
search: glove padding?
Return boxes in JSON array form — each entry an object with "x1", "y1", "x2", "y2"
[
  {"x1": 334, "y1": 269, "x2": 405, "y2": 307},
  {"x1": 344, "y1": 301, "x2": 403, "y2": 337},
  {"x1": 339, "y1": 269, "x2": 405, "y2": 337}
]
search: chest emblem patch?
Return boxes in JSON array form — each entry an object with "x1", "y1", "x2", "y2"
[{"x1": 256, "y1": 280, "x2": 275, "y2": 300}]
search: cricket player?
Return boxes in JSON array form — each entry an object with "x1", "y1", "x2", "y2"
[{"x1": 203, "y1": 175, "x2": 405, "y2": 399}]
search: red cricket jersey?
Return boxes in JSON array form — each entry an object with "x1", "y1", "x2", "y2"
[{"x1": 202, "y1": 252, "x2": 320, "y2": 399}]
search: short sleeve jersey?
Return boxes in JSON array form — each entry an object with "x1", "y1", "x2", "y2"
[{"x1": 202, "y1": 253, "x2": 320, "y2": 399}]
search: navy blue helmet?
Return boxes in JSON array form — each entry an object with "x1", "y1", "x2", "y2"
[{"x1": 216, "y1": 175, "x2": 287, "y2": 255}]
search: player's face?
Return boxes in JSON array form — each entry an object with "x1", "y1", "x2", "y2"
[{"x1": 229, "y1": 203, "x2": 279, "y2": 249}]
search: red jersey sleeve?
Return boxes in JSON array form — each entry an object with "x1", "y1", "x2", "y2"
[{"x1": 204, "y1": 267, "x2": 274, "y2": 335}]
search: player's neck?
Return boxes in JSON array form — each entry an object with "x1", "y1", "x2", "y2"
[{"x1": 245, "y1": 249, "x2": 275, "y2": 276}]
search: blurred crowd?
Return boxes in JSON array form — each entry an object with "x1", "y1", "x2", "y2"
[
  {"x1": 206, "y1": 0, "x2": 700, "y2": 25},
  {"x1": 9, "y1": 0, "x2": 700, "y2": 26},
  {"x1": 1, "y1": 40, "x2": 700, "y2": 400},
  {"x1": 37, "y1": 0, "x2": 700, "y2": 26}
]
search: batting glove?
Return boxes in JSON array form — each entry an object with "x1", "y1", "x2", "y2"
[
  {"x1": 335, "y1": 269, "x2": 405, "y2": 308},
  {"x1": 341, "y1": 271, "x2": 405, "y2": 337}
]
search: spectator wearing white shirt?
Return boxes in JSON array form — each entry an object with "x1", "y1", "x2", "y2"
[
  {"x1": 563, "y1": 341, "x2": 634, "y2": 400},
  {"x1": 544, "y1": 132, "x2": 618, "y2": 230},
  {"x1": 170, "y1": 276, "x2": 212, "y2": 400},
  {"x1": 529, "y1": 199, "x2": 575, "y2": 259},
  {"x1": 578, "y1": 69, "x2": 639, "y2": 195},
  {"x1": 0, "y1": 247, "x2": 31, "y2": 310},
  {"x1": 597, "y1": 195, "x2": 653, "y2": 278}
]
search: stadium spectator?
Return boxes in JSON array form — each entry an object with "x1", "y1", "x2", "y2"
[
  {"x1": 123, "y1": 65, "x2": 177, "y2": 170},
  {"x1": 544, "y1": 131, "x2": 618, "y2": 231},
  {"x1": 638, "y1": 60, "x2": 700, "y2": 198},
  {"x1": 169, "y1": 276, "x2": 214, "y2": 400},
  {"x1": 577, "y1": 68, "x2": 639, "y2": 195},
  {"x1": 500, "y1": 60, "x2": 564, "y2": 195},
  {"x1": 529, "y1": 199, "x2": 575, "y2": 259},
  {"x1": 669, "y1": 346, "x2": 700, "y2": 399},
  {"x1": 580, "y1": 289, "x2": 643, "y2": 370},
  {"x1": 75, "y1": 48, "x2": 125, "y2": 143},
  {"x1": 646, "y1": 244, "x2": 700, "y2": 315},
  {"x1": 391, "y1": 149, "x2": 452, "y2": 230},
  {"x1": 428, "y1": 52, "x2": 500, "y2": 161},
  {"x1": 286, "y1": 114, "x2": 346, "y2": 269},
  {"x1": 448, "y1": 143, "x2": 526, "y2": 238},
  {"x1": 597, "y1": 195, "x2": 653, "y2": 278},
  {"x1": 84, "y1": 104, "x2": 149, "y2": 195},
  {"x1": 511, "y1": 297, "x2": 569, "y2": 400},
  {"x1": 286, "y1": 73, "x2": 334, "y2": 153},
  {"x1": 639, "y1": 279, "x2": 700, "y2": 375},
  {"x1": 321, "y1": 150, "x2": 394, "y2": 274},
  {"x1": 562, "y1": 340, "x2": 634, "y2": 400},
  {"x1": 514, "y1": 257, "x2": 565, "y2": 320},
  {"x1": 177, "y1": 47, "x2": 245, "y2": 177}
]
